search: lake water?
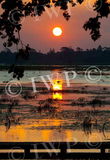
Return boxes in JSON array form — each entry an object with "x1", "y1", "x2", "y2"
[{"x1": 0, "y1": 66, "x2": 110, "y2": 142}]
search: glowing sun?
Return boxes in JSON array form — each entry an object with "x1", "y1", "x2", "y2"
[{"x1": 52, "y1": 27, "x2": 62, "y2": 37}]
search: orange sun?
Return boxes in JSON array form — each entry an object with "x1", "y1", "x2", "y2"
[{"x1": 52, "y1": 27, "x2": 62, "y2": 37}]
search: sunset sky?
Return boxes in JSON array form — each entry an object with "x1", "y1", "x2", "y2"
[{"x1": 0, "y1": 1, "x2": 110, "y2": 52}]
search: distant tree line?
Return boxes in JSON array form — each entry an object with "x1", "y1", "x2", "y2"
[{"x1": 0, "y1": 45, "x2": 110, "y2": 65}]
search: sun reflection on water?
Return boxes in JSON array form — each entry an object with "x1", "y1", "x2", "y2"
[
  {"x1": 52, "y1": 79, "x2": 62, "y2": 91},
  {"x1": 52, "y1": 79, "x2": 63, "y2": 100},
  {"x1": 53, "y1": 92, "x2": 62, "y2": 100}
]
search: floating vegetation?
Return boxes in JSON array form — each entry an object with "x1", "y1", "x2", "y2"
[
  {"x1": 71, "y1": 97, "x2": 104, "y2": 108},
  {"x1": 22, "y1": 91, "x2": 38, "y2": 100},
  {"x1": 89, "y1": 98, "x2": 103, "y2": 108},
  {"x1": 37, "y1": 98, "x2": 59, "y2": 115},
  {"x1": 71, "y1": 97, "x2": 86, "y2": 107}
]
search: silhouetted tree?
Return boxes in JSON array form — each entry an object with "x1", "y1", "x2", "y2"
[
  {"x1": 47, "y1": 48, "x2": 55, "y2": 55},
  {"x1": 60, "y1": 47, "x2": 74, "y2": 54},
  {"x1": 97, "y1": 45, "x2": 103, "y2": 52},
  {"x1": 76, "y1": 47, "x2": 83, "y2": 52}
]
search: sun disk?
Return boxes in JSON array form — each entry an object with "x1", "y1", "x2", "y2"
[{"x1": 52, "y1": 27, "x2": 62, "y2": 37}]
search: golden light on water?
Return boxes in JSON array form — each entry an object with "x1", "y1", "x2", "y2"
[
  {"x1": 52, "y1": 80, "x2": 62, "y2": 91},
  {"x1": 53, "y1": 92, "x2": 62, "y2": 100},
  {"x1": 52, "y1": 79, "x2": 63, "y2": 100}
]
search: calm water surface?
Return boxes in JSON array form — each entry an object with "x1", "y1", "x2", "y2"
[{"x1": 0, "y1": 66, "x2": 110, "y2": 142}]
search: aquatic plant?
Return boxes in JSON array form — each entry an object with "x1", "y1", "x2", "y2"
[
  {"x1": 37, "y1": 98, "x2": 58, "y2": 114},
  {"x1": 4, "y1": 114, "x2": 11, "y2": 132},
  {"x1": 71, "y1": 97, "x2": 86, "y2": 107},
  {"x1": 102, "y1": 121, "x2": 110, "y2": 138},
  {"x1": 89, "y1": 98, "x2": 103, "y2": 108},
  {"x1": 22, "y1": 91, "x2": 37, "y2": 100},
  {"x1": 82, "y1": 116, "x2": 92, "y2": 135}
]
